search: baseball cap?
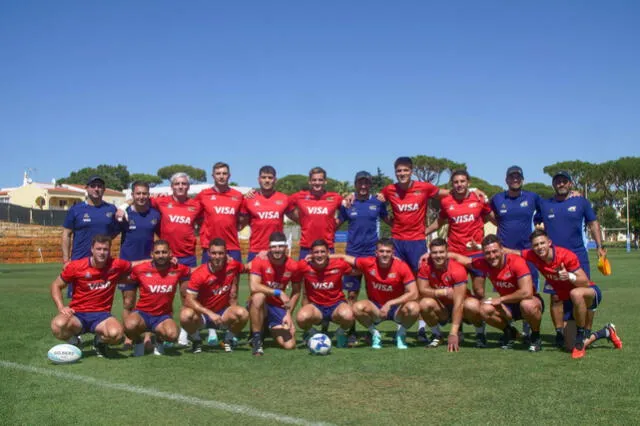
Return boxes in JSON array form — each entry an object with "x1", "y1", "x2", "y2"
[
  {"x1": 552, "y1": 171, "x2": 572, "y2": 182},
  {"x1": 354, "y1": 171, "x2": 373, "y2": 183},
  {"x1": 86, "y1": 175, "x2": 105, "y2": 186},
  {"x1": 506, "y1": 166, "x2": 524, "y2": 178}
]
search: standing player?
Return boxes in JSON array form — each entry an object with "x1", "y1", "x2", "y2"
[
  {"x1": 240, "y1": 166, "x2": 290, "y2": 262},
  {"x1": 180, "y1": 238, "x2": 249, "y2": 354},
  {"x1": 122, "y1": 240, "x2": 190, "y2": 356},
  {"x1": 539, "y1": 171, "x2": 606, "y2": 346},
  {"x1": 295, "y1": 240, "x2": 355, "y2": 348},
  {"x1": 195, "y1": 162, "x2": 244, "y2": 264},
  {"x1": 520, "y1": 230, "x2": 621, "y2": 359},
  {"x1": 50, "y1": 235, "x2": 133, "y2": 358},
  {"x1": 417, "y1": 238, "x2": 484, "y2": 351},
  {"x1": 248, "y1": 232, "x2": 301, "y2": 355},
  {"x1": 337, "y1": 171, "x2": 391, "y2": 343},
  {"x1": 332, "y1": 238, "x2": 419, "y2": 349},
  {"x1": 288, "y1": 167, "x2": 343, "y2": 259},
  {"x1": 450, "y1": 235, "x2": 544, "y2": 351}
]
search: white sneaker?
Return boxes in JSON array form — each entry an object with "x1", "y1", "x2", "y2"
[
  {"x1": 67, "y1": 335, "x2": 82, "y2": 346},
  {"x1": 177, "y1": 328, "x2": 189, "y2": 346},
  {"x1": 153, "y1": 342, "x2": 165, "y2": 356}
]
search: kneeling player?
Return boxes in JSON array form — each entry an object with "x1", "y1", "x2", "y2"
[
  {"x1": 451, "y1": 235, "x2": 543, "y2": 351},
  {"x1": 122, "y1": 240, "x2": 191, "y2": 356},
  {"x1": 180, "y1": 238, "x2": 249, "y2": 353},
  {"x1": 50, "y1": 235, "x2": 133, "y2": 358},
  {"x1": 334, "y1": 238, "x2": 419, "y2": 350},
  {"x1": 296, "y1": 240, "x2": 355, "y2": 348},
  {"x1": 417, "y1": 238, "x2": 484, "y2": 352},
  {"x1": 521, "y1": 230, "x2": 622, "y2": 359},
  {"x1": 249, "y1": 232, "x2": 301, "y2": 355}
]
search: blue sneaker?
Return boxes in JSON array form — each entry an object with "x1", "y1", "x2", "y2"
[
  {"x1": 396, "y1": 333, "x2": 408, "y2": 350},
  {"x1": 371, "y1": 330, "x2": 382, "y2": 349}
]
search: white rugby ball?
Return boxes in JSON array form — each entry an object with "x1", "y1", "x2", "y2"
[{"x1": 48, "y1": 343, "x2": 82, "y2": 364}]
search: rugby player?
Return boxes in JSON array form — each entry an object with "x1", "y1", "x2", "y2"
[
  {"x1": 539, "y1": 171, "x2": 606, "y2": 346},
  {"x1": 248, "y1": 232, "x2": 301, "y2": 355},
  {"x1": 520, "y1": 230, "x2": 621, "y2": 359},
  {"x1": 332, "y1": 238, "x2": 419, "y2": 349},
  {"x1": 50, "y1": 235, "x2": 134, "y2": 358},
  {"x1": 450, "y1": 235, "x2": 543, "y2": 351},
  {"x1": 122, "y1": 240, "x2": 190, "y2": 356},
  {"x1": 417, "y1": 238, "x2": 484, "y2": 351},
  {"x1": 180, "y1": 238, "x2": 248, "y2": 354},
  {"x1": 295, "y1": 240, "x2": 355, "y2": 348}
]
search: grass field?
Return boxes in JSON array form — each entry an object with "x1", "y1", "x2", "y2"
[{"x1": 1, "y1": 249, "x2": 639, "y2": 425}]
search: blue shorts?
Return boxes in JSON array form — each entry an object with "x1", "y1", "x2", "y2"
[
  {"x1": 177, "y1": 255, "x2": 197, "y2": 268},
  {"x1": 504, "y1": 294, "x2": 545, "y2": 321},
  {"x1": 313, "y1": 301, "x2": 345, "y2": 322},
  {"x1": 201, "y1": 250, "x2": 241, "y2": 265},
  {"x1": 75, "y1": 311, "x2": 112, "y2": 334},
  {"x1": 201, "y1": 308, "x2": 228, "y2": 328},
  {"x1": 299, "y1": 247, "x2": 334, "y2": 260},
  {"x1": 562, "y1": 285, "x2": 602, "y2": 321},
  {"x1": 373, "y1": 301, "x2": 400, "y2": 324},
  {"x1": 266, "y1": 304, "x2": 287, "y2": 328},
  {"x1": 544, "y1": 251, "x2": 590, "y2": 294},
  {"x1": 135, "y1": 310, "x2": 172, "y2": 332},
  {"x1": 392, "y1": 239, "x2": 427, "y2": 271}
]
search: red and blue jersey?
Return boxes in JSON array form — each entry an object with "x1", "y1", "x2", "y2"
[
  {"x1": 471, "y1": 254, "x2": 532, "y2": 297},
  {"x1": 130, "y1": 262, "x2": 190, "y2": 316},
  {"x1": 249, "y1": 256, "x2": 300, "y2": 308},
  {"x1": 119, "y1": 206, "x2": 161, "y2": 261},
  {"x1": 417, "y1": 258, "x2": 468, "y2": 304},
  {"x1": 288, "y1": 191, "x2": 342, "y2": 249},
  {"x1": 187, "y1": 260, "x2": 243, "y2": 312},
  {"x1": 490, "y1": 190, "x2": 543, "y2": 250},
  {"x1": 63, "y1": 202, "x2": 119, "y2": 260},
  {"x1": 439, "y1": 192, "x2": 491, "y2": 255},
  {"x1": 297, "y1": 258, "x2": 351, "y2": 306},
  {"x1": 355, "y1": 257, "x2": 414, "y2": 306},
  {"x1": 240, "y1": 191, "x2": 289, "y2": 252},
  {"x1": 381, "y1": 181, "x2": 439, "y2": 241},
  {"x1": 195, "y1": 187, "x2": 244, "y2": 251},
  {"x1": 339, "y1": 196, "x2": 388, "y2": 256},
  {"x1": 61, "y1": 257, "x2": 132, "y2": 313},
  {"x1": 151, "y1": 195, "x2": 201, "y2": 258}
]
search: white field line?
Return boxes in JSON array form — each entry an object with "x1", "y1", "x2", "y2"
[{"x1": 0, "y1": 360, "x2": 335, "y2": 426}]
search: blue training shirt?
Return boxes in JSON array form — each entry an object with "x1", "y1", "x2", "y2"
[
  {"x1": 539, "y1": 196, "x2": 597, "y2": 253},
  {"x1": 490, "y1": 190, "x2": 542, "y2": 250},
  {"x1": 119, "y1": 206, "x2": 161, "y2": 261},
  {"x1": 63, "y1": 202, "x2": 118, "y2": 259},
  {"x1": 338, "y1": 195, "x2": 388, "y2": 256}
]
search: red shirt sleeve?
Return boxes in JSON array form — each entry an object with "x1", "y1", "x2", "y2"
[
  {"x1": 355, "y1": 257, "x2": 367, "y2": 271},
  {"x1": 450, "y1": 262, "x2": 469, "y2": 286},
  {"x1": 422, "y1": 182, "x2": 440, "y2": 198},
  {"x1": 511, "y1": 255, "x2": 531, "y2": 279},
  {"x1": 340, "y1": 259, "x2": 353, "y2": 275},
  {"x1": 417, "y1": 262, "x2": 430, "y2": 280},
  {"x1": 60, "y1": 262, "x2": 76, "y2": 283},
  {"x1": 561, "y1": 249, "x2": 581, "y2": 272},
  {"x1": 400, "y1": 262, "x2": 415, "y2": 285}
]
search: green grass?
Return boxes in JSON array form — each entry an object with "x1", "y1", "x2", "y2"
[{"x1": 1, "y1": 249, "x2": 639, "y2": 425}]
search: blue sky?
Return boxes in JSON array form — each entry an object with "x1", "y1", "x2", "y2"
[{"x1": 1, "y1": 1, "x2": 639, "y2": 190}]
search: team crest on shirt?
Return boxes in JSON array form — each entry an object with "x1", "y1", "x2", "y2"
[
  {"x1": 210, "y1": 195, "x2": 217, "y2": 200},
  {"x1": 275, "y1": 200, "x2": 283, "y2": 205},
  {"x1": 266, "y1": 268, "x2": 273, "y2": 274},
  {"x1": 151, "y1": 219, "x2": 158, "y2": 225},
  {"x1": 188, "y1": 207, "x2": 196, "y2": 212},
  {"x1": 327, "y1": 197, "x2": 334, "y2": 201},
  {"x1": 388, "y1": 272, "x2": 397, "y2": 278},
  {"x1": 548, "y1": 208, "x2": 555, "y2": 219},
  {"x1": 329, "y1": 269, "x2": 339, "y2": 274},
  {"x1": 415, "y1": 190, "x2": 422, "y2": 195},
  {"x1": 83, "y1": 213, "x2": 91, "y2": 222},
  {"x1": 106, "y1": 212, "x2": 113, "y2": 218},
  {"x1": 520, "y1": 201, "x2": 528, "y2": 207},
  {"x1": 469, "y1": 203, "x2": 477, "y2": 208},
  {"x1": 145, "y1": 272, "x2": 153, "y2": 277},
  {"x1": 444, "y1": 276, "x2": 451, "y2": 283},
  {"x1": 568, "y1": 206, "x2": 577, "y2": 212},
  {"x1": 254, "y1": 201, "x2": 261, "y2": 206},
  {"x1": 169, "y1": 271, "x2": 177, "y2": 276},
  {"x1": 129, "y1": 219, "x2": 136, "y2": 230},
  {"x1": 167, "y1": 203, "x2": 173, "y2": 208},
  {"x1": 232, "y1": 196, "x2": 239, "y2": 201},
  {"x1": 504, "y1": 271, "x2": 512, "y2": 279},
  {"x1": 85, "y1": 272, "x2": 92, "y2": 278},
  {"x1": 283, "y1": 272, "x2": 292, "y2": 278},
  {"x1": 449, "y1": 205, "x2": 455, "y2": 210},
  {"x1": 369, "y1": 205, "x2": 377, "y2": 211},
  {"x1": 369, "y1": 270, "x2": 376, "y2": 276}
]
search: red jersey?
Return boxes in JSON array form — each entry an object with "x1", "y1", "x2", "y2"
[
  {"x1": 151, "y1": 195, "x2": 201, "y2": 258},
  {"x1": 130, "y1": 262, "x2": 191, "y2": 316},
  {"x1": 249, "y1": 256, "x2": 300, "y2": 308},
  {"x1": 288, "y1": 191, "x2": 342, "y2": 248},
  {"x1": 195, "y1": 187, "x2": 244, "y2": 251},
  {"x1": 61, "y1": 257, "x2": 132, "y2": 313},
  {"x1": 417, "y1": 258, "x2": 468, "y2": 304},
  {"x1": 297, "y1": 258, "x2": 351, "y2": 306},
  {"x1": 472, "y1": 254, "x2": 532, "y2": 297},
  {"x1": 187, "y1": 260, "x2": 243, "y2": 312},
  {"x1": 522, "y1": 246, "x2": 593, "y2": 301},
  {"x1": 356, "y1": 257, "x2": 414, "y2": 306},
  {"x1": 381, "y1": 181, "x2": 439, "y2": 241},
  {"x1": 241, "y1": 191, "x2": 289, "y2": 252},
  {"x1": 439, "y1": 192, "x2": 491, "y2": 255}
]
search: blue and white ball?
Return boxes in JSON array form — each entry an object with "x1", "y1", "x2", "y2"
[
  {"x1": 47, "y1": 344, "x2": 82, "y2": 364},
  {"x1": 307, "y1": 333, "x2": 332, "y2": 355}
]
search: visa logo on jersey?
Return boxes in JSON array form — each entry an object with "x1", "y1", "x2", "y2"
[
  {"x1": 494, "y1": 281, "x2": 514, "y2": 289},
  {"x1": 311, "y1": 281, "x2": 334, "y2": 290},
  {"x1": 372, "y1": 282, "x2": 393, "y2": 292},
  {"x1": 88, "y1": 281, "x2": 111, "y2": 290},
  {"x1": 267, "y1": 281, "x2": 282, "y2": 289},
  {"x1": 398, "y1": 203, "x2": 418, "y2": 212},
  {"x1": 257, "y1": 211, "x2": 280, "y2": 219},
  {"x1": 211, "y1": 285, "x2": 231, "y2": 295},
  {"x1": 307, "y1": 207, "x2": 328, "y2": 215},
  {"x1": 149, "y1": 284, "x2": 174, "y2": 293},
  {"x1": 169, "y1": 215, "x2": 191, "y2": 224},
  {"x1": 452, "y1": 214, "x2": 475, "y2": 223},
  {"x1": 214, "y1": 207, "x2": 236, "y2": 215}
]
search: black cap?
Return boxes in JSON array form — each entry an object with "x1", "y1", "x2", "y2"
[
  {"x1": 552, "y1": 170, "x2": 572, "y2": 182},
  {"x1": 86, "y1": 175, "x2": 105, "y2": 186},
  {"x1": 506, "y1": 166, "x2": 524, "y2": 178},
  {"x1": 354, "y1": 171, "x2": 373, "y2": 183}
]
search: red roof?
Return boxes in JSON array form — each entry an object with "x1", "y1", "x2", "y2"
[{"x1": 65, "y1": 184, "x2": 123, "y2": 196}]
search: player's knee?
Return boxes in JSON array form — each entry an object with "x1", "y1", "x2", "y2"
[
  {"x1": 404, "y1": 301, "x2": 420, "y2": 317},
  {"x1": 352, "y1": 301, "x2": 367, "y2": 315},
  {"x1": 161, "y1": 325, "x2": 179, "y2": 342},
  {"x1": 250, "y1": 292, "x2": 266, "y2": 306},
  {"x1": 551, "y1": 294, "x2": 561, "y2": 304},
  {"x1": 480, "y1": 303, "x2": 495, "y2": 318},
  {"x1": 419, "y1": 297, "x2": 437, "y2": 312}
]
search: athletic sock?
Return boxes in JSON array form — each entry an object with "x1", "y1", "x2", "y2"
[
  {"x1": 368, "y1": 325, "x2": 377, "y2": 335},
  {"x1": 475, "y1": 323, "x2": 486, "y2": 335},
  {"x1": 592, "y1": 327, "x2": 608, "y2": 341},
  {"x1": 576, "y1": 327, "x2": 585, "y2": 347},
  {"x1": 523, "y1": 321, "x2": 531, "y2": 336},
  {"x1": 418, "y1": 319, "x2": 426, "y2": 330},
  {"x1": 251, "y1": 331, "x2": 262, "y2": 343},
  {"x1": 585, "y1": 328, "x2": 592, "y2": 337},
  {"x1": 431, "y1": 325, "x2": 442, "y2": 338},
  {"x1": 397, "y1": 325, "x2": 407, "y2": 337},
  {"x1": 190, "y1": 332, "x2": 201, "y2": 342},
  {"x1": 531, "y1": 331, "x2": 540, "y2": 341},
  {"x1": 555, "y1": 327, "x2": 564, "y2": 335}
]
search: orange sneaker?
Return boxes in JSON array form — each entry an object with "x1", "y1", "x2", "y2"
[
  {"x1": 572, "y1": 346, "x2": 586, "y2": 359},
  {"x1": 606, "y1": 323, "x2": 623, "y2": 349}
]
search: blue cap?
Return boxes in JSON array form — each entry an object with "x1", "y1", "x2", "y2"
[
  {"x1": 552, "y1": 170, "x2": 572, "y2": 182},
  {"x1": 506, "y1": 165, "x2": 524, "y2": 178},
  {"x1": 86, "y1": 176, "x2": 105, "y2": 186},
  {"x1": 354, "y1": 171, "x2": 372, "y2": 183}
]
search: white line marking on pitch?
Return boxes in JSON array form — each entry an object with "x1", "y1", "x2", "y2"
[{"x1": 0, "y1": 360, "x2": 335, "y2": 426}]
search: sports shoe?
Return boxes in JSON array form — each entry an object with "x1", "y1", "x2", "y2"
[
  {"x1": 371, "y1": 330, "x2": 382, "y2": 349},
  {"x1": 207, "y1": 329, "x2": 219, "y2": 346},
  {"x1": 500, "y1": 327, "x2": 516, "y2": 350},
  {"x1": 606, "y1": 323, "x2": 622, "y2": 349},
  {"x1": 475, "y1": 333, "x2": 487, "y2": 348},
  {"x1": 93, "y1": 336, "x2": 108, "y2": 358},
  {"x1": 67, "y1": 335, "x2": 82, "y2": 347},
  {"x1": 522, "y1": 334, "x2": 531, "y2": 346},
  {"x1": 153, "y1": 342, "x2": 165, "y2": 356},
  {"x1": 528, "y1": 337, "x2": 542, "y2": 353},
  {"x1": 336, "y1": 329, "x2": 348, "y2": 348},
  {"x1": 554, "y1": 331, "x2": 564, "y2": 348},
  {"x1": 426, "y1": 336, "x2": 441, "y2": 349},
  {"x1": 252, "y1": 337, "x2": 264, "y2": 356},
  {"x1": 396, "y1": 333, "x2": 408, "y2": 350},
  {"x1": 191, "y1": 340, "x2": 202, "y2": 354},
  {"x1": 302, "y1": 327, "x2": 319, "y2": 346},
  {"x1": 223, "y1": 334, "x2": 235, "y2": 353},
  {"x1": 347, "y1": 333, "x2": 358, "y2": 347},
  {"x1": 417, "y1": 327, "x2": 429, "y2": 343},
  {"x1": 571, "y1": 345, "x2": 586, "y2": 359},
  {"x1": 133, "y1": 342, "x2": 145, "y2": 357}
]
